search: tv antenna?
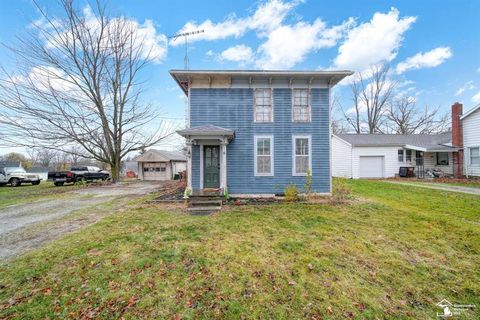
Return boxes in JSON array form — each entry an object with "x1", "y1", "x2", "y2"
[{"x1": 169, "y1": 29, "x2": 204, "y2": 69}]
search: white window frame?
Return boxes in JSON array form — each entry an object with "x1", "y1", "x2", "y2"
[
  {"x1": 292, "y1": 135, "x2": 312, "y2": 176},
  {"x1": 398, "y1": 149, "x2": 404, "y2": 162},
  {"x1": 291, "y1": 89, "x2": 311, "y2": 122},
  {"x1": 470, "y1": 147, "x2": 480, "y2": 166},
  {"x1": 253, "y1": 88, "x2": 274, "y2": 123},
  {"x1": 254, "y1": 135, "x2": 274, "y2": 176}
]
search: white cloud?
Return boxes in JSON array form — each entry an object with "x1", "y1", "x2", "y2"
[
  {"x1": 472, "y1": 91, "x2": 480, "y2": 104},
  {"x1": 396, "y1": 47, "x2": 452, "y2": 74},
  {"x1": 170, "y1": 0, "x2": 297, "y2": 45},
  {"x1": 205, "y1": 50, "x2": 214, "y2": 57},
  {"x1": 455, "y1": 81, "x2": 475, "y2": 96},
  {"x1": 334, "y1": 8, "x2": 416, "y2": 71},
  {"x1": 40, "y1": 6, "x2": 167, "y2": 64},
  {"x1": 256, "y1": 18, "x2": 354, "y2": 69},
  {"x1": 220, "y1": 45, "x2": 253, "y2": 64}
]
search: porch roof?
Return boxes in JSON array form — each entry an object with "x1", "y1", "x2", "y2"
[
  {"x1": 335, "y1": 132, "x2": 459, "y2": 152},
  {"x1": 177, "y1": 124, "x2": 235, "y2": 139}
]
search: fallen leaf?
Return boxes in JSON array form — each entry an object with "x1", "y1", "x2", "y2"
[
  {"x1": 307, "y1": 263, "x2": 314, "y2": 271},
  {"x1": 327, "y1": 306, "x2": 333, "y2": 314},
  {"x1": 44, "y1": 288, "x2": 52, "y2": 296},
  {"x1": 288, "y1": 280, "x2": 297, "y2": 286}
]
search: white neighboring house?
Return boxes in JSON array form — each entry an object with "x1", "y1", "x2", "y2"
[
  {"x1": 133, "y1": 149, "x2": 187, "y2": 181},
  {"x1": 461, "y1": 104, "x2": 480, "y2": 177},
  {"x1": 27, "y1": 167, "x2": 54, "y2": 181},
  {"x1": 332, "y1": 133, "x2": 458, "y2": 178},
  {"x1": 332, "y1": 102, "x2": 480, "y2": 179}
]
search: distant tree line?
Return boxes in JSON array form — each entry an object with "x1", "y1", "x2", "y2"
[{"x1": 332, "y1": 64, "x2": 450, "y2": 135}]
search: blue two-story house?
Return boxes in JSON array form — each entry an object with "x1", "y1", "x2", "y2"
[{"x1": 172, "y1": 70, "x2": 352, "y2": 197}]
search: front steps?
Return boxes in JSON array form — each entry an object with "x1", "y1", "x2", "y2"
[{"x1": 187, "y1": 190, "x2": 224, "y2": 215}]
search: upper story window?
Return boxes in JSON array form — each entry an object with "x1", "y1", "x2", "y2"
[
  {"x1": 254, "y1": 135, "x2": 274, "y2": 176},
  {"x1": 293, "y1": 135, "x2": 311, "y2": 176},
  {"x1": 469, "y1": 147, "x2": 479, "y2": 165},
  {"x1": 292, "y1": 89, "x2": 311, "y2": 122},
  {"x1": 398, "y1": 150, "x2": 404, "y2": 162},
  {"x1": 436, "y1": 152, "x2": 449, "y2": 165},
  {"x1": 254, "y1": 89, "x2": 273, "y2": 122}
]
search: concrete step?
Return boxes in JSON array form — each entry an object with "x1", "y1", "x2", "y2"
[
  {"x1": 187, "y1": 206, "x2": 222, "y2": 215},
  {"x1": 188, "y1": 200, "x2": 223, "y2": 207}
]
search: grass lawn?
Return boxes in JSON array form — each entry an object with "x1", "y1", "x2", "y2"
[
  {"x1": 0, "y1": 179, "x2": 479, "y2": 319},
  {"x1": 0, "y1": 182, "x2": 82, "y2": 208}
]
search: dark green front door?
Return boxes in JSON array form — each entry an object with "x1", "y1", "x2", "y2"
[{"x1": 204, "y1": 146, "x2": 220, "y2": 188}]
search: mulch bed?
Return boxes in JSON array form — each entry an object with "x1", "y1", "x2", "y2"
[{"x1": 150, "y1": 180, "x2": 186, "y2": 202}]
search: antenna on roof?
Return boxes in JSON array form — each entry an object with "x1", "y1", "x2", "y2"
[{"x1": 168, "y1": 29, "x2": 204, "y2": 70}]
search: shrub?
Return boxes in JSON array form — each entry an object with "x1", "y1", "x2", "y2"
[
  {"x1": 332, "y1": 178, "x2": 352, "y2": 203},
  {"x1": 305, "y1": 168, "x2": 312, "y2": 195},
  {"x1": 284, "y1": 184, "x2": 299, "y2": 202}
]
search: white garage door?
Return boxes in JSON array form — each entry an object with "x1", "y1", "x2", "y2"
[
  {"x1": 143, "y1": 162, "x2": 167, "y2": 180},
  {"x1": 359, "y1": 156, "x2": 384, "y2": 178}
]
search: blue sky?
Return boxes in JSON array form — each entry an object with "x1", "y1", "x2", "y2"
[{"x1": 0, "y1": 0, "x2": 479, "y2": 153}]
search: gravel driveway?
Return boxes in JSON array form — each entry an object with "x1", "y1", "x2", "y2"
[{"x1": 0, "y1": 181, "x2": 165, "y2": 261}]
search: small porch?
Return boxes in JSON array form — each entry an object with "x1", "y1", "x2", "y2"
[
  {"x1": 397, "y1": 145, "x2": 459, "y2": 178},
  {"x1": 177, "y1": 124, "x2": 235, "y2": 198}
]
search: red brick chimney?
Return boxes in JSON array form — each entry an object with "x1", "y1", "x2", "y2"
[{"x1": 451, "y1": 102, "x2": 463, "y2": 177}]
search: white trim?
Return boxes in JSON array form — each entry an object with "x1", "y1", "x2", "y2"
[
  {"x1": 254, "y1": 135, "x2": 274, "y2": 176},
  {"x1": 253, "y1": 88, "x2": 274, "y2": 123},
  {"x1": 292, "y1": 134, "x2": 312, "y2": 176},
  {"x1": 199, "y1": 144, "x2": 204, "y2": 189},
  {"x1": 291, "y1": 88, "x2": 312, "y2": 123},
  {"x1": 460, "y1": 104, "x2": 480, "y2": 120},
  {"x1": 468, "y1": 146, "x2": 480, "y2": 166}
]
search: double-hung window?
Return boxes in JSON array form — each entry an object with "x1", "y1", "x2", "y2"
[
  {"x1": 398, "y1": 150, "x2": 404, "y2": 162},
  {"x1": 293, "y1": 135, "x2": 311, "y2": 176},
  {"x1": 406, "y1": 150, "x2": 412, "y2": 162},
  {"x1": 292, "y1": 89, "x2": 311, "y2": 122},
  {"x1": 470, "y1": 147, "x2": 480, "y2": 165},
  {"x1": 254, "y1": 89, "x2": 273, "y2": 122},
  {"x1": 254, "y1": 136, "x2": 273, "y2": 176}
]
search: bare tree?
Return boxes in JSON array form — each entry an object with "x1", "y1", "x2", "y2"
[
  {"x1": 386, "y1": 97, "x2": 450, "y2": 134},
  {"x1": 342, "y1": 64, "x2": 396, "y2": 133},
  {"x1": 0, "y1": 0, "x2": 172, "y2": 181},
  {"x1": 37, "y1": 149, "x2": 58, "y2": 168}
]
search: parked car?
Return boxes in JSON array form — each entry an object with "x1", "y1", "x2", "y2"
[
  {"x1": 48, "y1": 166, "x2": 110, "y2": 186},
  {"x1": 0, "y1": 167, "x2": 41, "y2": 187}
]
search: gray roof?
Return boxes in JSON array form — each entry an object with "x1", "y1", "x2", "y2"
[
  {"x1": 177, "y1": 124, "x2": 235, "y2": 137},
  {"x1": 133, "y1": 149, "x2": 186, "y2": 162},
  {"x1": 336, "y1": 132, "x2": 458, "y2": 151}
]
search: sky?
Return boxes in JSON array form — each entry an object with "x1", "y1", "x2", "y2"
[{"x1": 0, "y1": 0, "x2": 479, "y2": 155}]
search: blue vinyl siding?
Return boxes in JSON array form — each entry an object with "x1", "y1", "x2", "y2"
[{"x1": 190, "y1": 88, "x2": 330, "y2": 194}]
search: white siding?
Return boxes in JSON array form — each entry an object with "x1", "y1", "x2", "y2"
[
  {"x1": 422, "y1": 152, "x2": 454, "y2": 175},
  {"x1": 463, "y1": 108, "x2": 480, "y2": 177},
  {"x1": 352, "y1": 147, "x2": 400, "y2": 179},
  {"x1": 331, "y1": 135, "x2": 352, "y2": 178}
]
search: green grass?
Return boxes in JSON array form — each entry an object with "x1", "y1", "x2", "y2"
[
  {"x1": 0, "y1": 179, "x2": 479, "y2": 319},
  {"x1": 0, "y1": 182, "x2": 82, "y2": 208}
]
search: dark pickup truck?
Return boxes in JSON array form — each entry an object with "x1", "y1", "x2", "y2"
[{"x1": 48, "y1": 166, "x2": 110, "y2": 186}]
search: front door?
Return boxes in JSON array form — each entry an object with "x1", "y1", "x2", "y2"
[{"x1": 204, "y1": 146, "x2": 220, "y2": 188}]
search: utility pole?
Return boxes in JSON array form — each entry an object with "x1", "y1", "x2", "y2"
[{"x1": 169, "y1": 29, "x2": 204, "y2": 127}]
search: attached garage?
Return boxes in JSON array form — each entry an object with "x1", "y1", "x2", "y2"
[
  {"x1": 359, "y1": 156, "x2": 384, "y2": 178},
  {"x1": 133, "y1": 149, "x2": 187, "y2": 181}
]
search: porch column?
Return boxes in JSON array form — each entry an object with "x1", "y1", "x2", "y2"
[
  {"x1": 186, "y1": 140, "x2": 193, "y2": 193},
  {"x1": 220, "y1": 140, "x2": 227, "y2": 191}
]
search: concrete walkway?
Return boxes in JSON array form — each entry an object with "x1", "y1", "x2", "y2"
[{"x1": 384, "y1": 181, "x2": 480, "y2": 196}]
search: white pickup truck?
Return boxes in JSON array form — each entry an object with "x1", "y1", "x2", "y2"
[{"x1": 0, "y1": 167, "x2": 42, "y2": 187}]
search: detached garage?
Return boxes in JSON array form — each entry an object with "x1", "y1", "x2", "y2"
[{"x1": 134, "y1": 149, "x2": 187, "y2": 181}]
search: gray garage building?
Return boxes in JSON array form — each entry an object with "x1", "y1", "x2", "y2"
[{"x1": 133, "y1": 149, "x2": 187, "y2": 181}]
